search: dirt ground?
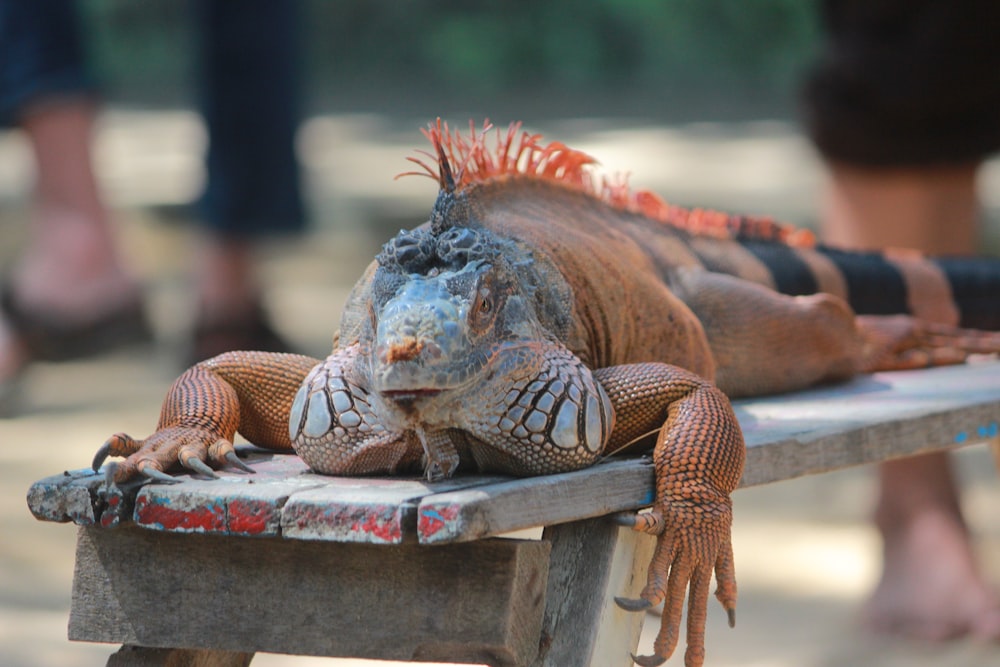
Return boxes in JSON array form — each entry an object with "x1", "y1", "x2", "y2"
[{"x1": 2, "y1": 112, "x2": 999, "y2": 666}]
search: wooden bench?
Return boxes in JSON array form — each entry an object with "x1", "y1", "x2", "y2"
[{"x1": 27, "y1": 361, "x2": 1000, "y2": 667}]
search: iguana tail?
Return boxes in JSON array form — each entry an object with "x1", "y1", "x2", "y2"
[{"x1": 739, "y1": 240, "x2": 1000, "y2": 330}]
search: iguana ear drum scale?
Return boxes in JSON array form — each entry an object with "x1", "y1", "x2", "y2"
[{"x1": 93, "y1": 120, "x2": 1000, "y2": 667}]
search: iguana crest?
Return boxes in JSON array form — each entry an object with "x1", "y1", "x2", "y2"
[{"x1": 401, "y1": 118, "x2": 816, "y2": 247}]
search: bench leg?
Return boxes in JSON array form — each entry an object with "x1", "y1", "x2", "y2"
[
  {"x1": 106, "y1": 645, "x2": 254, "y2": 667},
  {"x1": 533, "y1": 517, "x2": 655, "y2": 667}
]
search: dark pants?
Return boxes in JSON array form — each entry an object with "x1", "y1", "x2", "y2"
[
  {"x1": 803, "y1": 0, "x2": 1000, "y2": 167},
  {"x1": 0, "y1": 0, "x2": 306, "y2": 237}
]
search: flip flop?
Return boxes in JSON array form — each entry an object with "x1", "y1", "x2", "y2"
[{"x1": 0, "y1": 285, "x2": 154, "y2": 362}]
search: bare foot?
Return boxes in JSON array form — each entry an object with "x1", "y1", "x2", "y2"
[{"x1": 866, "y1": 458, "x2": 1000, "y2": 641}]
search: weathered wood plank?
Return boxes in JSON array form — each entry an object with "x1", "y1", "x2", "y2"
[
  {"x1": 27, "y1": 469, "x2": 144, "y2": 528},
  {"x1": 417, "y1": 459, "x2": 655, "y2": 545},
  {"x1": 106, "y1": 645, "x2": 253, "y2": 667},
  {"x1": 134, "y1": 474, "x2": 323, "y2": 537},
  {"x1": 70, "y1": 525, "x2": 549, "y2": 666},
  {"x1": 27, "y1": 470, "x2": 105, "y2": 526},
  {"x1": 279, "y1": 473, "x2": 508, "y2": 544},
  {"x1": 736, "y1": 361, "x2": 1000, "y2": 486},
  {"x1": 587, "y1": 525, "x2": 658, "y2": 667},
  {"x1": 532, "y1": 518, "x2": 655, "y2": 667}
]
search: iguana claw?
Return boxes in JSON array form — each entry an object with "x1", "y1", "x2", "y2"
[
  {"x1": 614, "y1": 595, "x2": 653, "y2": 612},
  {"x1": 611, "y1": 511, "x2": 638, "y2": 527},
  {"x1": 224, "y1": 450, "x2": 255, "y2": 473},
  {"x1": 139, "y1": 466, "x2": 182, "y2": 485},
  {"x1": 631, "y1": 652, "x2": 667, "y2": 667},
  {"x1": 92, "y1": 441, "x2": 111, "y2": 472},
  {"x1": 183, "y1": 457, "x2": 219, "y2": 479}
]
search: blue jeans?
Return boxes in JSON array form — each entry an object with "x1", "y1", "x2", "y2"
[
  {"x1": 0, "y1": 0, "x2": 305, "y2": 237},
  {"x1": 0, "y1": 0, "x2": 97, "y2": 124}
]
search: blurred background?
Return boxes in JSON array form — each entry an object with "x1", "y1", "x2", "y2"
[{"x1": 2, "y1": 1, "x2": 999, "y2": 666}]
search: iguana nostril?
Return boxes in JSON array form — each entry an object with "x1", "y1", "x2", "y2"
[{"x1": 383, "y1": 337, "x2": 424, "y2": 363}]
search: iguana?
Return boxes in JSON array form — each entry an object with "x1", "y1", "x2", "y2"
[{"x1": 93, "y1": 121, "x2": 1000, "y2": 666}]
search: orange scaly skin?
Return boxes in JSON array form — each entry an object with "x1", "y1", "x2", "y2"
[
  {"x1": 596, "y1": 363, "x2": 743, "y2": 667},
  {"x1": 100, "y1": 352, "x2": 315, "y2": 481},
  {"x1": 94, "y1": 121, "x2": 1000, "y2": 666}
]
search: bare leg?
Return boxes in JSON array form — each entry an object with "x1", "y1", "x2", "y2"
[
  {"x1": 1, "y1": 99, "x2": 142, "y2": 391},
  {"x1": 186, "y1": 232, "x2": 291, "y2": 363},
  {"x1": 13, "y1": 99, "x2": 138, "y2": 313},
  {"x1": 823, "y1": 162, "x2": 979, "y2": 254},
  {"x1": 193, "y1": 233, "x2": 260, "y2": 323},
  {"x1": 823, "y1": 160, "x2": 1000, "y2": 640}
]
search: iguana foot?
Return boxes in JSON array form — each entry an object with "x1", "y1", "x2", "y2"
[
  {"x1": 93, "y1": 428, "x2": 252, "y2": 485},
  {"x1": 858, "y1": 315, "x2": 1000, "y2": 371},
  {"x1": 616, "y1": 503, "x2": 737, "y2": 667}
]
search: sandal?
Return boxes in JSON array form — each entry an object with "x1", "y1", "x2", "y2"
[{"x1": 0, "y1": 285, "x2": 153, "y2": 362}]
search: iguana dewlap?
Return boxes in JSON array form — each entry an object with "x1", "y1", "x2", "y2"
[{"x1": 94, "y1": 121, "x2": 1000, "y2": 667}]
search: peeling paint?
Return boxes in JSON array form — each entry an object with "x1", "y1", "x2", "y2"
[
  {"x1": 135, "y1": 495, "x2": 225, "y2": 533},
  {"x1": 418, "y1": 503, "x2": 461, "y2": 539}
]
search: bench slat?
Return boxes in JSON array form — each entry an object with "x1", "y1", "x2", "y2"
[
  {"x1": 737, "y1": 361, "x2": 1000, "y2": 486},
  {"x1": 27, "y1": 362, "x2": 1000, "y2": 545}
]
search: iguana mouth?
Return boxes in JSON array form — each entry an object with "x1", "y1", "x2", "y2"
[{"x1": 380, "y1": 388, "x2": 444, "y2": 411}]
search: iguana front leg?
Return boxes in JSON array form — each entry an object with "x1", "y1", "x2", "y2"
[
  {"x1": 289, "y1": 343, "x2": 423, "y2": 475},
  {"x1": 289, "y1": 339, "x2": 614, "y2": 478},
  {"x1": 95, "y1": 351, "x2": 321, "y2": 483},
  {"x1": 594, "y1": 363, "x2": 745, "y2": 667}
]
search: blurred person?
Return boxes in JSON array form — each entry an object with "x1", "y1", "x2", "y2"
[
  {"x1": 803, "y1": 0, "x2": 1000, "y2": 640},
  {"x1": 0, "y1": 0, "x2": 305, "y2": 410}
]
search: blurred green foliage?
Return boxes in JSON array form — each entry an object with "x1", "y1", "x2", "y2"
[{"x1": 80, "y1": 0, "x2": 820, "y2": 120}]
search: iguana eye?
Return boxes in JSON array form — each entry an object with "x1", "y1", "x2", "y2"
[{"x1": 470, "y1": 286, "x2": 496, "y2": 330}]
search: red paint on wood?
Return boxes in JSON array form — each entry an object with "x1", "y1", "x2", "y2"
[
  {"x1": 100, "y1": 493, "x2": 123, "y2": 528},
  {"x1": 135, "y1": 495, "x2": 225, "y2": 532},
  {"x1": 354, "y1": 506, "x2": 402, "y2": 543},
  {"x1": 227, "y1": 498, "x2": 279, "y2": 536},
  {"x1": 418, "y1": 503, "x2": 460, "y2": 539},
  {"x1": 285, "y1": 503, "x2": 403, "y2": 543}
]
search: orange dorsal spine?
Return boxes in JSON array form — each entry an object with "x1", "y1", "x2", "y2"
[{"x1": 400, "y1": 119, "x2": 816, "y2": 248}]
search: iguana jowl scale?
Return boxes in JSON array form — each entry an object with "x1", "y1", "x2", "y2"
[{"x1": 94, "y1": 121, "x2": 1000, "y2": 667}]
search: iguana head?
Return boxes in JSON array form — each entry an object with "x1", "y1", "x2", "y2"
[
  {"x1": 346, "y1": 208, "x2": 612, "y2": 477},
  {"x1": 368, "y1": 223, "x2": 540, "y2": 415}
]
